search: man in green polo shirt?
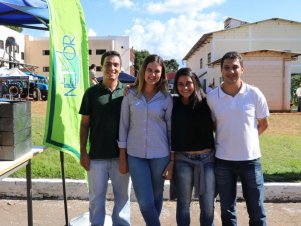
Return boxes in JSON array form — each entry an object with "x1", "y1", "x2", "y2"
[{"x1": 79, "y1": 51, "x2": 130, "y2": 226}]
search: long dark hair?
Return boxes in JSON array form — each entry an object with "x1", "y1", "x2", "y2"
[{"x1": 173, "y1": 67, "x2": 205, "y2": 108}]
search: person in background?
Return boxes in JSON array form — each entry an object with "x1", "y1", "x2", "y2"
[
  {"x1": 118, "y1": 54, "x2": 173, "y2": 226},
  {"x1": 207, "y1": 51, "x2": 269, "y2": 226},
  {"x1": 171, "y1": 67, "x2": 215, "y2": 226},
  {"x1": 0, "y1": 82, "x2": 3, "y2": 98},
  {"x1": 296, "y1": 83, "x2": 301, "y2": 112},
  {"x1": 206, "y1": 83, "x2": 214, "y2": 93},
  {"x1": 89, "y1": 63, "x2": 98, "y2": 86},
  {"x1": 79, "y1": 51, "x2": 131, "y2": 226}
]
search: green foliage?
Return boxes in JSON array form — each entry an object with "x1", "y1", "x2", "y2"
[
  {"x1": 133, "y1": 50, "x2": 150, "y2": 77},
  {"x1": 164, "y1": 59, "x2": 179, "y2": 73},
  {"x1": 260, "y1": 134, "x2": 301, "y2": 181},
  {"x1": 291, "y1": 74, "x2": 301, "y2": 105},
  {"x1": 11, "y1": 112, "x2": 85, "y2": 179},
  {"x1": 133, "y1": 50, "x2": 179, "y2": 76},
  {"x1": 6, "y1": 26, "x2": 23, "y2": 33}
]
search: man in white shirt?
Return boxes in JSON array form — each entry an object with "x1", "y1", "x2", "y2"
[
  {"x1": 296, "y1": 83, "x2": 301, "y2": 112},
  {"x1": 207, "y1": 51, "x2": 269, "y2": 226}
]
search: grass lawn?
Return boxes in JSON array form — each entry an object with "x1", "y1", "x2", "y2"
[
  {"x1": 11, "y1": 103, "x2": 301, "y2": 182},
  {"x1": 260, "y1": 114, "x2": 301, "y2": 182}
]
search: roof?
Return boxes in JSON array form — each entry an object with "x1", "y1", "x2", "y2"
[
  {"x1": 0, "y1": 0, "x2": 49, "y2": 30},
  {"x1": 183, "y1": 18, "x2": 301, "y2": 61},
  {"x1": 182, "y1": 32, "x2": 212, "y2": 61},
  {"x1": 208, "y1": 49, "x2": 301, "y2": 67}
]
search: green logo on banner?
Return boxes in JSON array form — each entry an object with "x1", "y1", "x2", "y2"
[{"x1": 56, "y1": 35, "x2": 80, "y2": 96}]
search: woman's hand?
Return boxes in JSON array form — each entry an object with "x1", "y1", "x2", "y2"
[
  {"x1": 163, "y1": 161, "x2": 174, "y2": 180},
  {"x1": 119, "y1": 148, "x2": 129, "y2": 174}
]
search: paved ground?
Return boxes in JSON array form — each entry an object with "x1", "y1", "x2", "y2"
[{"x1": 0, "y1": 199, "x2": 301, "y2": 226}]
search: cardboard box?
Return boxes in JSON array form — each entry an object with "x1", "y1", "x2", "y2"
[{"x1": 0, "y1": 101, "x2": 32, "y2": 160}]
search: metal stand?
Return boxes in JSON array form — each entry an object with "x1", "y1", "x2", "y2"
[
  {"x1": 26, "y1": 160, "x2": 33, "y2": 226},
  {"x1": 60, "y1": 151, "x2": 69, "y2": 226}
]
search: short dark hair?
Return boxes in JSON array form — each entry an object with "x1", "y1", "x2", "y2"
[
  {"x1": 221, "y1": 51, "x2": 243, "y2": 69},
  {"x1": 89, "y1": 64, "x2": 96, "y2": 70},
  {"x1": 100, "y1": 51, "x2": 122, "y2": 67}
]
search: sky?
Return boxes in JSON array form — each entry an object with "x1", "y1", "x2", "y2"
[{"x1": 23, "y1": 0, "x2": 301, "y2": 63}]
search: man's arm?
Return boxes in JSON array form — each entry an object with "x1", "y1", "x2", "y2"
[
  {"x1": 257, "y1": 117, "x2": 269, "y2": 135},
  {"x1": 80, "y1": 115, "x2": 90, "y2": 171}
]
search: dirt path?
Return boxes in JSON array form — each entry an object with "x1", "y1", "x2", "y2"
[{"x1": 0, "y1": 199, "x2": 300, "y2": 226}]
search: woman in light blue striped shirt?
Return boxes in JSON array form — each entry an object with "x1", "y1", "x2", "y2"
[{"x1": 118, "y1": 54, "x2": 174, "y2": 226}]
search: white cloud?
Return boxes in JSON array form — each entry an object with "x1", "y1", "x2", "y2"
[
  {"x1": 88, "y1": 28, "x2": 97, "y2": 36},
  {"x1": 110, "y1": 0, "x2": 135, "y2": 10},
  {"x1": 146, "y1": 0, "x2": 225, "y2": 14},
  {"x1": 43, "y1": 30, "x2": 49, "y2": 37},
  {"x1": 125, "y1": 12, "x2": 224, "y2": 62}
]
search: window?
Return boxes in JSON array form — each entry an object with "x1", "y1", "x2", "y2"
[
  {"x1": 207, "y1": 53, "x2": 211, "y2": 64},
  {"x1": 0, "y1": 40, "x2": 4, "y2": 49},
  {"x1": 96, "y1": 66, "x2": 101, "y2": 71},
  {"x1": 15, "y1": 45, "x2": 19, "y2": 53},
  {"x1": 43, "y1": 67, "x2": 49, "y2": 72},
  {"x1": 200, "y1": 58, "x2": 203, "y2": 69},
  {"x1": 21, "y1": 52, "x2": 24, "y2": 60},
  {"x1": 42, "y1": 50, "x2": 50, "y2": 55},
  {"x1": 96, "y1": 49, "x2": 106, "y2": 55},
  {"x1": 88, "y1": 49, "x2": 92, "y2": 55}
]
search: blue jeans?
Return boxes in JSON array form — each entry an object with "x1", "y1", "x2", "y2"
[
  {"x1": 175, "y1": 153, "x2": 215, "y2": 226},
  {"x1": 128, "y1": 155, "x2": 169, "y2": 226},
  {"x1": 215, "y1": 158, "x2": 266, "y2": 226},
  {"x1": 88, "y1": 159, "x2": 131, "y2": 226}
]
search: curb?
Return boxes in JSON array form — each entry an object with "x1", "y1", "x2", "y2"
[{"x1": 0, "y1": 178, "x2": 300, "y2": 202}]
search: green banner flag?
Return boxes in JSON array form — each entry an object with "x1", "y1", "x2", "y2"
[{"x1": 44, "y1": 0, "x2": 89, "y2": 160}]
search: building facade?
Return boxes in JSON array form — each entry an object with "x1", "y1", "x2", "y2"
[
  {"x1": 25, "y1": 35, "x2": 134, "y2": 76},
  {"x1": 183, "y1": 18, "x2": 301, "y2": 111},
  {"x1": 0, "y1": 26, "x2": 134, "y2": 77},
  {"x1": 0, "y1": 26, "x2": 25, "y2": 66}
]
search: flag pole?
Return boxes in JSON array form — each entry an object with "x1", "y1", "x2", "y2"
[{"x1": 60, "y1": 151, "x2": 69, "y2": 226}]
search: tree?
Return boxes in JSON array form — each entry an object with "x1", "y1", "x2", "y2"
[
  {"x1": 6, "y1": 26, "x2": 23, "y2": 33},
  {"x1": 134, "y1": 50, "x2": 180, "y2": 77},
  {"x1": 291, "y1": 74, "x2": 301, "y2": 105},
  {"x1": 133, "y1": 50, "x2": 150, "y2": 77},
  {"x1": 164, "y1": 59, "x2": 179, "y2": 73}
]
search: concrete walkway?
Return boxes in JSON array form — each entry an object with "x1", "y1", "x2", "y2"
[
  {"x1": 0, "y1": 179, "x2": 300, "y2": 225},
  {"x1": 0, "y1": 199, "x2": 301, "y2": 226}
]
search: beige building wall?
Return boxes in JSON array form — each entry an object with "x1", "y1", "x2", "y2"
[
  {"x1": 24, "y1": 35, "x2": 132, "y2": 76},
  {"x1": 24, "y1": 36, "x2": 48, "y2": 74},
  {"x1": 242, "y1": 55, "x2": 289, "y2": 110},
  {"x1": 211, "y1": 20, "x2": 301, "y2": 73},
  {"x1": 209, "y1": 52, "x2": 294, "y2": 111},
  {"x1": 186, "y1": 41, "x2": 211, "y2": 75}
]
